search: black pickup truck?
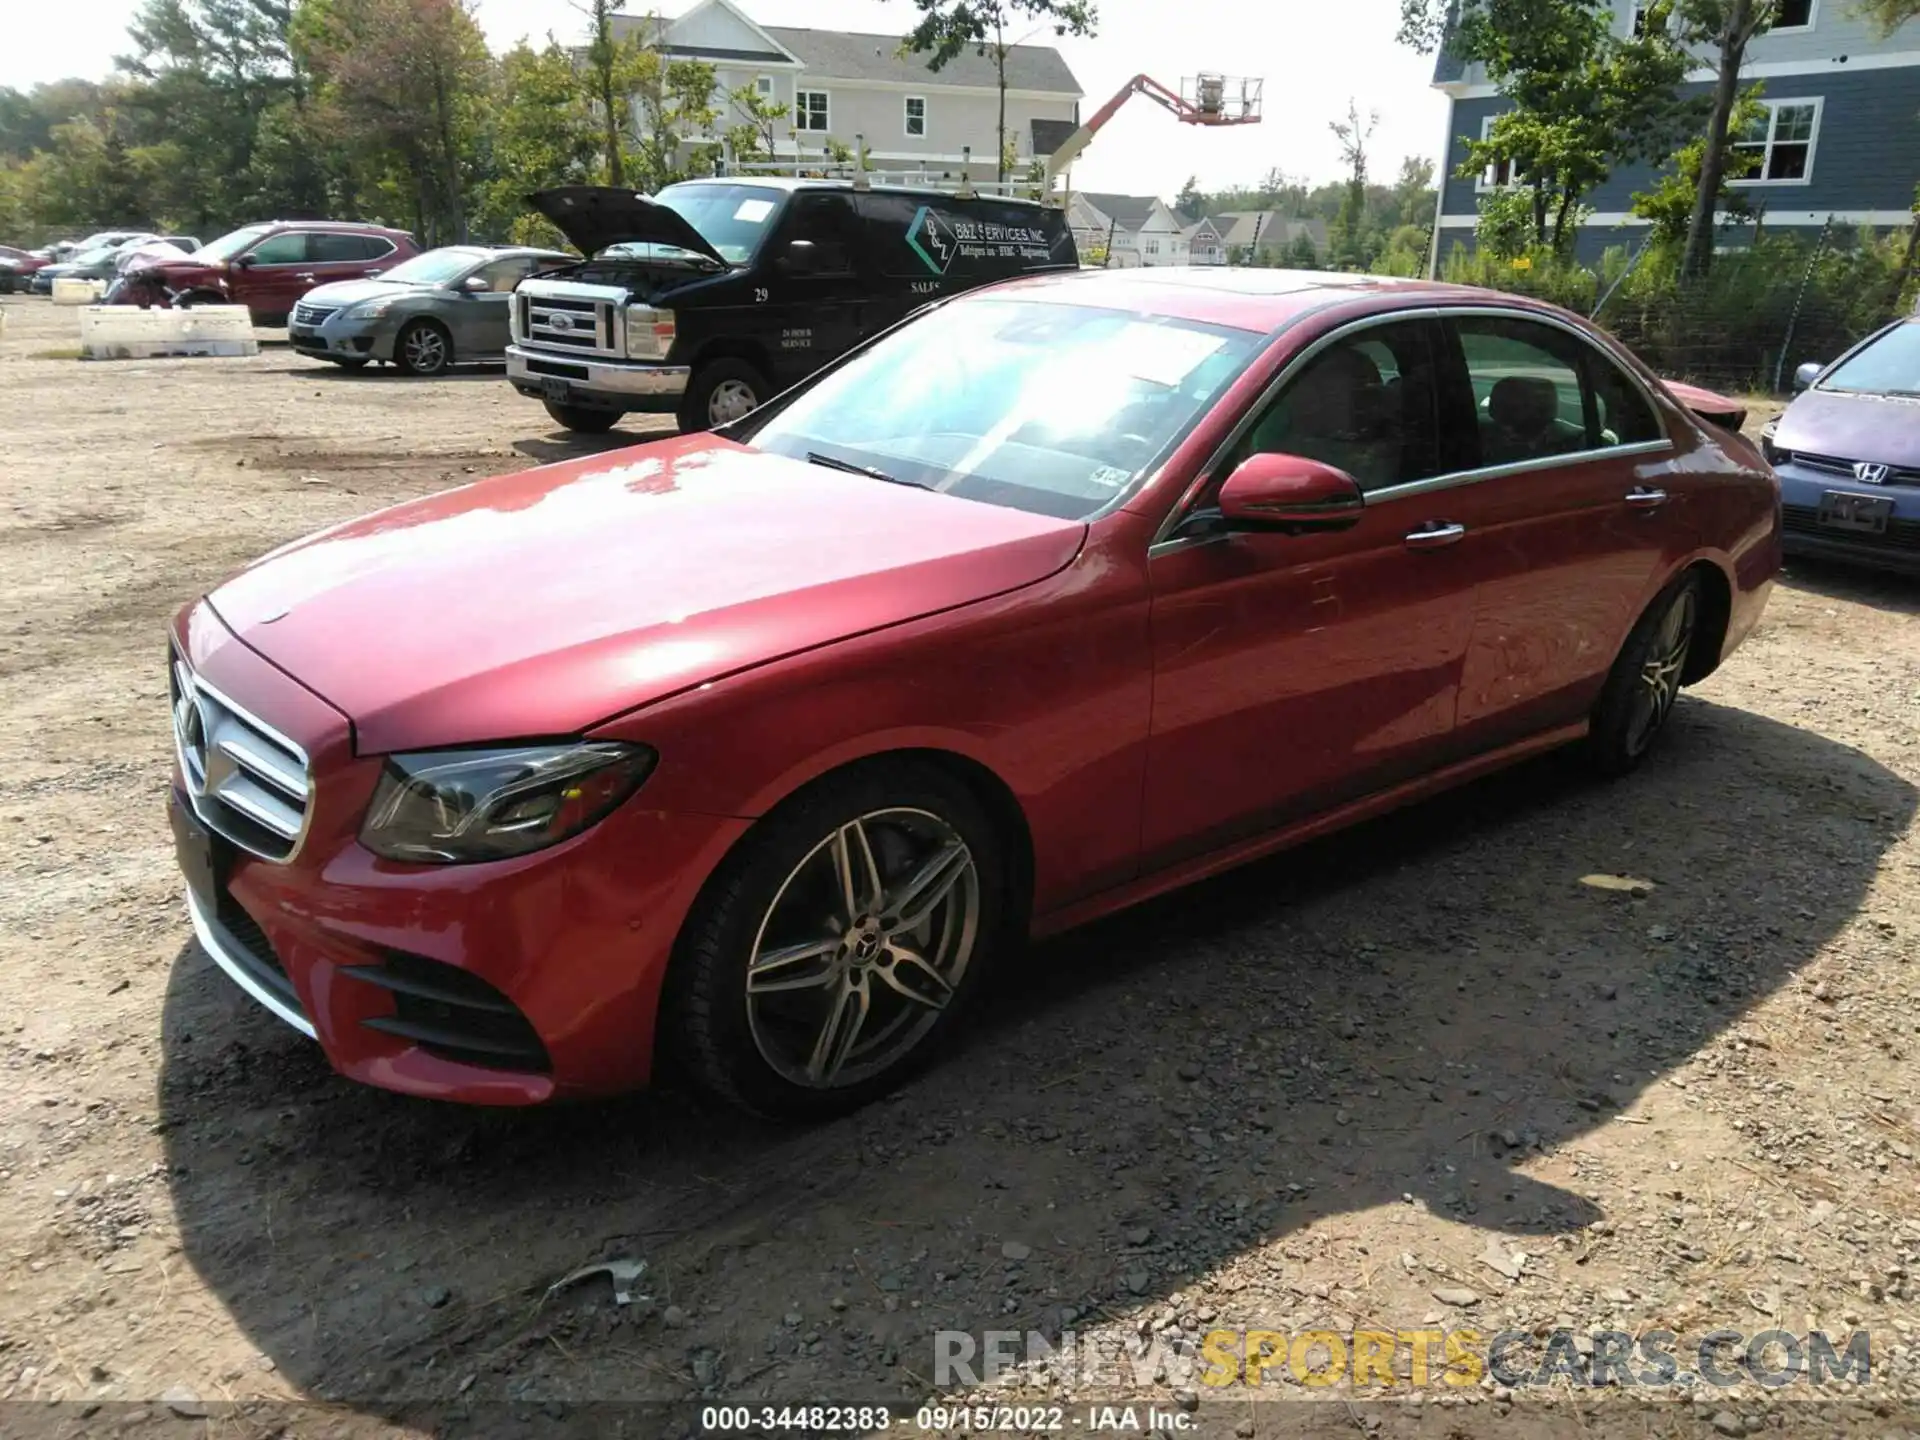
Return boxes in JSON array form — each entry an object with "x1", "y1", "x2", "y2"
[{"x1": 506, "y1": 179, "x2": 1079, "y2": 433}]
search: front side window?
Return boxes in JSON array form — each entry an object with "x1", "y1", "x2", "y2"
[
  {"x1": 474, "y1": 256, "x2": 538, "y2": 291},
  {"x1": 1820, "y1": 320, "x2": 1920, "y2": 397},
  {"x1": 783, "y1": 193, "x2": 857, "y2": 275},
  {"x1": 246, "y1": 232, "x2": 309, "y2": 265},
  {"x1": 795, "y1": 89, "x2": 829, "y2": 132},
  {"x1": 905, "y1": 96, "x2": 926, "y2": 137},
  {"x1": 1228, "y1": 322, "x2": 1445, "y2": 494},
  {"x1": 1732, "y1": 100, "x2": 1818, "y2": 183},
  {"x1": 744, "y1": 299, "x2": 1263, "y2": 521}
]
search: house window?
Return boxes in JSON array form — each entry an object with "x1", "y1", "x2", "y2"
[
  {"x1": 1475, "y1": 115, "x2": 1525, "y2": 191},
  {"x1": 905, "y1": 96, "x2": 926, "y2": 138},
  {"x1": 1768, "y1": 0, "x2": 1815, "y2": 30},
  {"x1": 1144, "y1": 237, "x2": 1159, "y2": 256},
  {"x1": 1732, "y1": 99, "x2": 1820, "y2": 183},
  {"x1": 795, "y1": 90, "x2": 829, "y2": 132},
  {"x1": 755, "y1": 75, "x2": 773, "y2": 98},
  {"x1": 1629, "y1": 4, "x2": 1667, "y2": 35}
]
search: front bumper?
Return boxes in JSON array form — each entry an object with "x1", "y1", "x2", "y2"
[
  {"x1": 506, "y1": 345, "x2": 689, "y2": 413},
  {"x1": 169, "y1": 604, "x2": 750, "y2": 1104},
  {"x1": 1776, "y1": 461, "x2": 1920, "y2": 576},
  {"x1": 289, "y1": 310, "x2": 396, "y2": 363}
]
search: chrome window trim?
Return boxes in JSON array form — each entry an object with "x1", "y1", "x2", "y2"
[
  {"x1": 170, "y1": 643, "x2": 315, "y2": 864},
  {"x1": 1150, "y1": 303, "x2": 1676, "y2": 549}
]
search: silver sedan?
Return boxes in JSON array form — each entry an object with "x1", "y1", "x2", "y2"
[{"x1": 289, "y1": 245, "x2": 573, "y2": 376}]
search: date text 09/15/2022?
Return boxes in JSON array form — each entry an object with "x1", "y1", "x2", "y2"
[{"x1": 699, "y1": 1404, "x2": 1191, "y2": 1433}]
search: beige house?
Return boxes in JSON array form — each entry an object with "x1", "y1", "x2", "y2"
[
  {"x1": 613, "y1": 0, "x2": 1083, "y2": 183},
  {"x1": 1067, "y1": 193, "x2": 1190, "y2": 267}
]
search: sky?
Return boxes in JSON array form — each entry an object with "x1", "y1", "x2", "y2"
[{"x1": 4, "y1": 0, "x2": 1452, "y2": 197}]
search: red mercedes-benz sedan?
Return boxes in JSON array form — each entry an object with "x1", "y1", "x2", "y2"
[{"x1": 167, "y1": 270, "x2": 1779, "y2": 1115}]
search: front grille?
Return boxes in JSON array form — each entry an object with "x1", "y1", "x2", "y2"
[
  {"x1": 292, "y1": 302, "x2": 338, "y2": 327},
  {"x1": 522, "y1": 357, "x2": 591, "y2": 380},
  {"x1": 206, "y1": 886, "x2": 307, "y2": 1020},
  {"x1": 170, "y1": 652, "x2": 312, "y2": 862},
  {"x1": 1785, "y1": 452, "x2": 1920, "y2": 487},
  {"x1": 344, "y1": 953, "x2": 550, "y2": 1072},
  {"x1": 516, "y1": 287, "x2": 620, "y2": 359},
  {"x1": 1782, "y1": 503, "x2": 1920, "y2": 552}
]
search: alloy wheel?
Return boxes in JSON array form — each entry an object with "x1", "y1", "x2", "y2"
[
  {"x1": 1624, "y1": 587, "x2": 1695, "y2": 757},
  {"x1": 403, "y1": 325, "x2": 448, "y2": 374},
  {"x1": 708, "y1": 378, "x2": 758, "y2": 425},
  {"x1": 744, "y1": 808, "x2": 979, "y2": 1090}
]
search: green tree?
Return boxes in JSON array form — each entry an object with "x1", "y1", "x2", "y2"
[
  {"x1": 896, "y1": 0, "x2": 1098, "y2": 184},
  {"x1": 479, "y1": 39, "x2": 599, "y2": 241},
  {"x1": 1173, "y1": 174, "x2": 1204, "y2": 220},
  {"x1": 718, "y1": 82, "x2": 790, "y2": 166},
  {"x1": 1282, "y1": 231, "x2": 1320, "y2": 269},
  {"x1": 1668, "y1": 0, "x2": 1775, "y2": 277},
  {"x1": 1630, "y1": 84, "x2": 1764, "y2": 246},
  {"x1": 1325, "y1": 99, "x2": 1378, "y2": 269},
  {"x1": 1849, "y1": 0, "x2": 1918, "y2": 35}
]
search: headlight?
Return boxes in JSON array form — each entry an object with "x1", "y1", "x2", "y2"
[
  {"x1": 1759, "y1": 422, "x2": 1782, "y2": 465},
  {"x1": 360, "y1": 742, "x2": 656, "y2": 864},
  {"x1": 345, "y1": 298, "x2": 396, "y2": 319}
]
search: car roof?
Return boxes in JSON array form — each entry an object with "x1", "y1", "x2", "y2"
[
  {"x1": 976, "y1": 266, "x2": 1561, "y2": 332},
  {"x1": 265, "y1": 219, "x2": 412, "y2": 234},
  {"x1": 664, "y1": 175, "x2": 1053, "y2": 210}
]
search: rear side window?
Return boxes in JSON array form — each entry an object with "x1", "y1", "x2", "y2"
[
  {"x1": 312, "y1": 233, "x2": 393, "y2": 261},
  {"x1": 246, "y1": 232, "x2": 309, "y2": 264},
  {"x1": 1585, "y1": 351, "x2": 1664, "y2": 444},
  {"x1": 1228, "y1": 321, "x2": 1445, "y2": 494}
]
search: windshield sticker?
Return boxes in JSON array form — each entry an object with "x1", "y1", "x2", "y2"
[
  {"x1": 1088, "y1": 465, "x2": 1132, "y2": 489},
  {"x1": 733, "y1": 198, "x2": 776, "y2": 223},
  {"x1": 907, "y1": 205, "x2": 1053, "y2": 275}
]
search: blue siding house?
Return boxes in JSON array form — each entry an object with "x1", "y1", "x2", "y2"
[{"x1": 1429, "y1": 0, "x2": 1920, "y2": 268}]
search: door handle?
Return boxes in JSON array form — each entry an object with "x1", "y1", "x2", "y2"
[
  {"x1": 1625, "y1": 486, "x2": 1668, "y2": 510},
  {"x1": 1404, "y1": 522, "x2": 1466, "y2": 550},
  {"x1": 294, "y1": 272, "x2": 316, "y2": 282}
]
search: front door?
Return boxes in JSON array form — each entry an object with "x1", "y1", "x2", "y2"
[
  {"x1": 233, "y1": 230, "x2": 313, "y2": 319},
  {"x1": 762, "y1": 192, "x2": 866, "y2": 388},
  {"x1": 1438, "y1": 313, "x2": 1684, "y2": 753},
  {"x1": 451, "y1": 254, "x2": 537, "y2": 357},
  {"x1": 1141, "y1": 318, "x2": 1479, "y2": 866}
]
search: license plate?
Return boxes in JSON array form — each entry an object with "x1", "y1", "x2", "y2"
[
  {"x1": 539, "y1": 377, "x2": 572, "y2": 402},
  {"x1": 169, "y1": 789, "x2": 230, "y2": 910},
  {"x1": 1818, "y1": 491, "x2": 1893, "y2": 534}
]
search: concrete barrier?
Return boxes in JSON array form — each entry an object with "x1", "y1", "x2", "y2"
[
  {"x1": 52, "y1": 278, "x2": 108, "y2": 305},
  {"x1": 78, "y1": 304, "x2": 258, "y2": 360}
]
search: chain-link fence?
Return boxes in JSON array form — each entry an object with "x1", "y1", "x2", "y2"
[{"x1": 1437, "y1": 219, "x2": 1919, "y2": 395}]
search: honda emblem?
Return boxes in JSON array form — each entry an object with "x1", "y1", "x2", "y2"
[{"x1": 1852, "y1": 462, "x2": 1891, "y2": 485}]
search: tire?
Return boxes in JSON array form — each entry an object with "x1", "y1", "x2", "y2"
[
  {"x1": 678, "y1": 358, "x2": 768, "y2": 433},
  {"x1": 394, "y1": 319, "x2": 452, "y2": 376},
  {"x1": 542, "y1": 400, "x2": 621, "y2": 434},
  {"x1": 663, "y1": 760, "x2": 1008, "y2": 1118},
  {"x1": 1584, "y1": 571, "x2": 1702, "y2": 778}
]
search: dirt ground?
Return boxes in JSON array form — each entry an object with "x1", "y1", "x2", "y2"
[{"x1": 2, "y1": 293, "x2": 1918, "y2": 1440}]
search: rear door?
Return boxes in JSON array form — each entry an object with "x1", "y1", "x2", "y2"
[
  {"x1": 1437, "y1": 311, "x2": 1684, "y2": 753},
  {"x1": 1142, "y1": 317, "x2": 1479, "y2": 865}
]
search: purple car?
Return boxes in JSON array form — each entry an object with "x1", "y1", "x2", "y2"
[{"x1": 1764, "y1": 318, "x2": 1920, "y2": 576}]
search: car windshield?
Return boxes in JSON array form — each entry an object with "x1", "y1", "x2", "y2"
[
  {"x1": 746, "y1": 299, "x2": 1263, "y2": 521},
  {"x1": 381, "y1": 248, "x2": 488, "y2": 285},
  {"x1": 70, "y1": 247, "x2": 119, "y2": 266},
  {"x1": 1821, "y1": 321, "x2": 1920, "y2": 397},
  {"x1": 190, "y1": 226, "x2": 272, "y2": 264},
  {"x1": 635, "y1": 183, "x2": 783, "y2": 265}
]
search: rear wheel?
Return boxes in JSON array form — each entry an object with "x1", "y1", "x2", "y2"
[
  {"x1": 1584, "y1": 573, "x2": 1701, "y2": 777},
  {"x1": 663, "y1": 761, "x2": 1006, "y2": 1117},
  {"x1": 395, "y1": 319, "x2": 452, "y2": 376},
  {"x1": 542, "y1": 400, "x2": 621, "y2": 433},
  {"x1": 678, "y1": 358, "x2": 768, "y2": 433}
]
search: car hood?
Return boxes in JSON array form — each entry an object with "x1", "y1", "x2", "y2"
[
  {"x1": 208, "y1": 434, "x2": 1087, "y2": 754},
  {"x1": 528, "y1": 186, "x2": 727, "y2": 266},
  {"x1": 1776, "y1": 387, "x2": 1920, "y2": 468},
  {"x1": 302, "y1": 278, "x2": 424, "y2": 307}
]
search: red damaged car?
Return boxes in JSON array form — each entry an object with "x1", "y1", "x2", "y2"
[
  {"x1": 168, "y1": 270, "x2": 1779, "y2": 1115},
  {"x1": 121, "y1": 220, "x2": 418, "y2": 325}
]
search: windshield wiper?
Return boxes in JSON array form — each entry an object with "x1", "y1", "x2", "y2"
[{"x1": 805, "y1": 451, "x2": 932, "y2": 490}]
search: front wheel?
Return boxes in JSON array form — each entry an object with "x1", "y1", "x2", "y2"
[
  {"x1": 394, "y1": 319, "x2": 452, "y2": 376},
  {"x1": 663, "y1": 762, "x2": 1006, "y2": 1117},
  {"x1": 678, "y1": 358, "x2": 768, "y2": 433},
  {"x1": 1584, "y1": 573, "x2": 1702, "y2": 777},
  {"x1": 542, "y1": 400, "x2": 621, "y2": 433}
]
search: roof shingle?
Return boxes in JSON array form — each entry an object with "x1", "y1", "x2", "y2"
[{"x1": 762, "y1": 27, "x2": 1081, "y2": 95}]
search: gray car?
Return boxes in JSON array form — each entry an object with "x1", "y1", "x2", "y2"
[{"x1": 288, "y1": 245, "x2": 573, "y2": 375}]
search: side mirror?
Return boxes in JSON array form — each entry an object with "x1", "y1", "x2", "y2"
[
  {"x1": 780, "y1": 239, "x2": 819, "y2": 275},
  {"x1": 1792, "y1": 361, "x2": 1822, "y2": 391},
  {"x1": 232, "y1": 254, "x2": 255, "y2": 270},
  {"x1": 461, "y1": 274, "x2": 490, "y2": 292},
  {"x1": 1217, "y1": 453, "x2": 1366, "y2": 532}
]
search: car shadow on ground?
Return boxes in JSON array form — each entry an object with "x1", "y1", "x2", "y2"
[
  {"x1": 155, "y1": 699, "x2": 1915, "y2": 1418},
  {"x1": 1780, "y1": 557, "x2": 1920, "y2": 615},
  {"x1": 512, "y1": 428, "x2": 680, "y2": 463},
  {"x1": 287, "y1": 364, "x2": 508, "y2": 382}
]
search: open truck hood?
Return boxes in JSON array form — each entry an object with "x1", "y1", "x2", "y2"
[{"x1": 529, "y1": 186, "x2": 728, "y2": 266}]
